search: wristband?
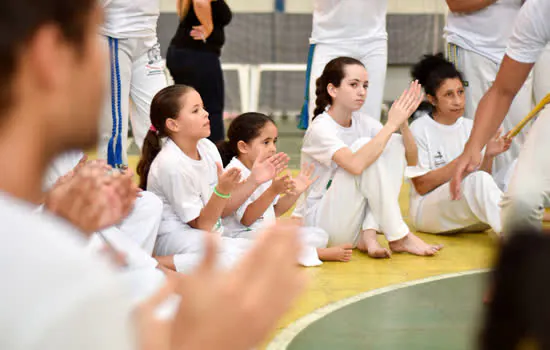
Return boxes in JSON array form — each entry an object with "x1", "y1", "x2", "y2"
[{"x1": 213, "y1": 186, "x2": 231, "y2": 199}]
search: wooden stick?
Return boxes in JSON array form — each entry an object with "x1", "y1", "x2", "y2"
[{"x1": 506, "y1": 93, "x2": 550, "y2": 139}]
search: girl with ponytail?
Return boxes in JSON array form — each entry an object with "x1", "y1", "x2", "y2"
[
  {"x1": 220, "y1": 112, "x2": 354, "y2": 264},
  {"x1": 295, "y1": 56, "x2": 443, "y2": 258},
  {"x1": 137, "y1": 85, "x2": 258, "y2": 273},
  {"x1": 407, "y1": 53, "x2": 509, "y2": 235}
]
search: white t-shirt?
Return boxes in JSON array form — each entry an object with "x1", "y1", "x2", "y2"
[
  {"x1": 101, "y1": 0, "x2": 160, "y2": 39},
  {"x1": 294, "y1": 111, "x2": 383, "y2": 224},
  {"x1": 445, "y1": 0, "x2": 523, "y2": 63},
  {"x1": 506, "y1": 0, "x2": 550, "y2": 63},
  {"x1": 310, "y1": 0, "x2": 387, "y2": 44},
  {"x1": 0, "y1": 192, "x2": 135, "y2": 350},
  {"x1": 148, "y1": 138, "x2": 224, "y2": 235},
  {"x1": 408, "y1": 114, "x2": 473, "y2": 217},
  {"x1": 222, "y1": 157, "x2": 278, "y2": 237}
]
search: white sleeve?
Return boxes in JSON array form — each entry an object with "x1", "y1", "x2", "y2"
[
  {"x1": 406, "y1": 121, "x2": 432, "y2": 179},
  {"x1": 302, "y1": 123, "x2": 347, "y2": 167},
  {"x1": 506, "y1": 0, "x2": 550, "y2": 63},
  {"x1": 162, "y1": 169, "x2": 204, "y2": 224}
]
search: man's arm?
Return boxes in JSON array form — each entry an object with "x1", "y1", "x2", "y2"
[{"x1": 464, "y1": 55, "x2": 534, "y2": 154}]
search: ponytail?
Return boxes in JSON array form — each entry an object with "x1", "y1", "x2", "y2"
[
  {"x1": 137, "y1": 130, "x2": 162, "y2": 190},
  {"x1": 217, "y1": 140, "x2": 237, "y2": 167},
  {"x1": 313, "y1": 76, "x2": 331, "y2": 119}
]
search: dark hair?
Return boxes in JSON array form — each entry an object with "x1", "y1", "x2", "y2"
[
  {"x1": 313, "y1": 57, "x2": 365, "y2": 119},
  {"x1": 411, "y1": 53, "x2": 464, "y2": 98},
  {"x1": 0, "y1": 0, "x2": 96, "y2": 114},
  {"x1": 217, "y1": 112, "x2": 275, "y2": 167},
  {"x1": 137, "y1": 85, "x2": 195, "y2": 189},
  {"x1": 480, "y1": 229, "x2": 550, "y2": 349}
]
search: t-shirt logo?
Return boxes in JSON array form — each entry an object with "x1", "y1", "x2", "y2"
[{"x1": 434, "y1": 151, "x2": 446, "y2": 167}]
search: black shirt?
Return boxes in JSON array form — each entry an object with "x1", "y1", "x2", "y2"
[{"x1": 170, "y1": 0, "x2": 232, "y2": 56}]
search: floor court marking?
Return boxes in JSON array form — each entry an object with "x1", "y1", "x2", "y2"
[{"x1": 266, "y1": 268, "x2": 489, "y2": 350}]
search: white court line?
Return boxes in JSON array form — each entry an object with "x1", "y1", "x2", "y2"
[{"x1": 267, "y1": 268, "x2": 489, "y2": 350}]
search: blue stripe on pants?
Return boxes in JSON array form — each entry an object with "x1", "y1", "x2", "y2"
[
  {"x1": 113, "y1": 38, "x2": 123, "y2": 166},
  {"x1": 298, "y1": 43, "x2": 316, "y2": 130},
  {"x1": 107, "y1": 37, "x2": 118, "y2": 167}
]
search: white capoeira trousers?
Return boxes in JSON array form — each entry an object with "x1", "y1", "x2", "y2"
[
  {"x1": 447, "y1": 44, "x2": 534, "y2": 176},
  {"x1": 118, "y1": 191, "x2": 162, "y2": 256},
  {"x1": 410, "y1": 172, "x2": 503, "y2": 235},
  {"x1": 300, "y1": 40, "x2": 387, "y2": 128},
  {"x1": 533, "y1": 44, "x2": 550, "y2": 105},
  {"x1": 501, "y1": 106, "x2": 550, "y2": 235},
  {"x1": 98, "y1": 35, "x2": 167, "y2": 167},
  {"x1": 153, "y1": 228, "x2": 253, "y2": 274},
  {"x1": 229, "y1": 226, "x2": 328, "y2": 267},
  {"x1": 307, "y1": 135, "x2": 410, "y2": 246}
]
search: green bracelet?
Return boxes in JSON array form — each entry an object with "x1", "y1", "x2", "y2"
[{"x1": 213, "y1": 186, "x2": 231, "y2": 199}]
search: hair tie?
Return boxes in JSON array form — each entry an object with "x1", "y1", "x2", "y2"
[{"x1": 149, "y1": 125, "x2": 157, "y2": 133}]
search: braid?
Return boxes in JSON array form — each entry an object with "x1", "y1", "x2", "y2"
[{"x1": 313, "y1": 76, "x2": 331, "y2": 119}]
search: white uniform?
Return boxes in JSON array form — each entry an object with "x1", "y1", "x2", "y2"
[
  {"x1": 98, "y1": 0, "x2": 167, "y2": 167},
  {"x1": 147, "y1": 138, "x2": 252, "y2": 273},
  {"x1": 499, "y1": 0, "x2": 550, "y2": 233},
  {"x1": 43, "y1": 150, "x2": 162, "y2": 262},
  {"x1": 294, "y1": 111, "x2": 408, "y2": 245},
  {"x1": 223, "y1": 157, "x2": 326, "y2": 267},
  {"x1": 299, "y1": 0, "x2": 387, "y2": 128},
  {"x1": 444, "y1": 0, "x2": 533, "y2": 175},
  {"x1": 408, "y1": 115, "x2": 503, "y2": 234},
  {"x1": 0, "y1": 193, "x2": 135, "y2": 350},
  {"x1": 533, "y1": 44, "x2": 550, "y2": 105}
]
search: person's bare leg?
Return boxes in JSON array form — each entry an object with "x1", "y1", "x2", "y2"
[
  {"x1": 317, "y1": 244, "x2": 353, "y2": 262},
  {"x1": 357, "y1": 229, "x2": 391, "y2": 258},
  {"x1": 389, "y1": 233, "x2": 443, "y2": 256}
]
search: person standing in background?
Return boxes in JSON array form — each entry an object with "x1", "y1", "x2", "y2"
[
  {"x1": 444, "y1": 0, "x2": 532, "y2": 177},
  {"x1": 99, "y1": 0, "x2": 167, "y2": 168},
  {"x1": 167, "y1": 0, "x2": 232, "y2": 143},
  {"x1": 299, "y1": 0, "x2": 388, "y2": 129}
]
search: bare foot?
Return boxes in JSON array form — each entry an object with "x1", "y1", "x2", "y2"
[
  {"x1": 389, "y1": 233, "x2": 443, "y2": 256},
  {"x1": 357, "y1": 229, "x2": 391, "y2": 259},
  {"x1": 318, "y1": 244, "x2": 353, "y2": 262}
]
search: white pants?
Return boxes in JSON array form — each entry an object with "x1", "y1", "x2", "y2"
[
  {"x1": 411, "y1": 172, "x2": 503, "y2": 234},
  {"x1": 501, "y1": 107, "x2": 550, "y2": 235},
  {"x1": 303, "y1": 40, "x2": 387, "y2": 127},
  {"x1": 308, "y1": 135, "x2": 409, "y2": 246},
  {"x1": 154, "y1": 228, "x2": 253, "y2": 274},
  {"x1": 229, "y1": 226, "x2": 327, "y2": 267},
  {"x1": 533, "y1": 44, "x2": 550, "y2": 105},
  {"x1": 447, "y1": 44, "x2": 534, "y2": 175},
  {"x1": 98, "y1": 36, "x2": 167, "y2": 166},
  {"x1": 89, "y1": 227, "x2": 159, "y2": 271},
  {"x1": 117, "y1": 191, "x2": 162, "y2": 256}
]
